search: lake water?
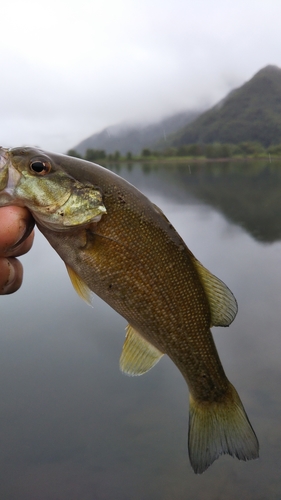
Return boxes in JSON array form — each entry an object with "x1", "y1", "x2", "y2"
[{"x1": 0, "y1": 159, "x2": 281, "y2": 499}]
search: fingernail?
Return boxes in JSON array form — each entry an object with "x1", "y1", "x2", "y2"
[
  {"x1": 1, "y1": 259, "x2": 16, "y2": 294},
  {"x1": 11, "y1": 218, "x2": 35, "y2": 250}
]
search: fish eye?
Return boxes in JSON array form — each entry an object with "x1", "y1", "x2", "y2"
[{"x1": 29, "y1": 160, "x2": 52, "y2": 176}]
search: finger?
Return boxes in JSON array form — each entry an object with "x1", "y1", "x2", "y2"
[
  {"x1": 0, "y1": 257, "x2": 23, "y2": 295},
  {"x1": 0, "y1": 206, "x2": 34, "y2": 256},
  {"x1": 7, "y1": 230, "x2": 35, "y2": 257}
]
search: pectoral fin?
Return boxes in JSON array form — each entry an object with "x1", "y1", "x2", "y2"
[
  {"x1": 192, "y1": 258, "x2": 238, "y2": 327},
  {"x1": 66, "y1": 264, "x2": 94, "y2": 306},
  {"x1": 120, "y1": 325, "x2": 164, "y2": 376}
]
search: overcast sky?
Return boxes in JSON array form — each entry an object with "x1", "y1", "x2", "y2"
[{"x1": 1, "y1": 0, "x2": 281, "y2": 152}]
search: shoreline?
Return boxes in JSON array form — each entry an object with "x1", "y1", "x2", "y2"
[{"x1": 101, "y1": 155, "x2": 280, "y2": 165}]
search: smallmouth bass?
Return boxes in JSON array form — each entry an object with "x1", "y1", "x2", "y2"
[{"x1": 0, "y1": 146, "x2": 259, "y2": 473}]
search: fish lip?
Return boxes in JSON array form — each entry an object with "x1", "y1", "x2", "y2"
[
  {"x1": 0, "y1": 147, "x2": 21, "y2": 199},
  {"x1": 0, "y1": 147, "x2": 10, "y2": 191},
  {"x1": 0, "y1": 147, "x2": 9, "y2": 169}
]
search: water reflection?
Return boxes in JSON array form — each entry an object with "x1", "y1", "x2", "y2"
[
  {"x1": 113, "y1": 159, "x2": 281, "y2": 242},
  {"x1": 0, "y1": 160, "x2": 281, "y2": 499}
]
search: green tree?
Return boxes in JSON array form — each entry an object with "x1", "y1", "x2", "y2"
[
  {"x1": 177, "y1": 145, "x2": 191, "y2": 156},
  {"x1": 186, "y1": 144, "x2": 203, "y2": 157},
  {"x1": 205, "y1": 142, "x2": 232, "y2": 159},
  {"x1": 238, "y1": 142, "x2": 265, "y2": 156},
  {"x1": 205, "y1": 144, "x2": 217, "y2": 159},
  {"x1": 66, "y1": 149, "x2": 82, "y2": 158},
  {"x1": 85, "y1": 149, "x2": 106, "y2": 162},
  {"x1": 142, "y1": 148, "x2": 151, "y2": 157},
  {"x1": 163, "y1": 147, "x2": 177, "y2": 157},
  {"x1": 267, "y1": 144, "x2": 281, "y2": 155}
]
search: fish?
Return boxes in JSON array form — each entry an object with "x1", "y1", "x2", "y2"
[{"x1": 0, "y1": 146, "x2": 259, "y2": 473}]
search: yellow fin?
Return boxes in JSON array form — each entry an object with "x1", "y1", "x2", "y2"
[
  {"x1": 188, "y1": 384, "x2": 259, "y2": 474},
  {"x1": 66, "y1": 264, "x2": 93, "y2": 306},
  {"x1": 120, "y1": 325, "x2": 164, "y2": 376},
  {"x1": 192, "y1": 258, "x2": 238, "y2": 327}
]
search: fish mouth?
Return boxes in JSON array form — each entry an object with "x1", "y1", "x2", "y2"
[
  {"x1": 0, "y1": 147, "x2": 10, "y2": 191},
  {"x1": 0, "y1": 147, "x2": 9, "y2": 163},
  {"x1": 0, "y1": 147, "x2": 21, "y2": 201}
]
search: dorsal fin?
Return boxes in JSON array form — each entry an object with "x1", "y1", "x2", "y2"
[
  {"x1": 152, "y1": 202, "x2": 237, "y2": 327},
  {"x1": 120, "y1": 324, "x2": 164, "y2": 376},
  {"x1": 66, "y1": 264, "x2": 94, "y2": 306},
  {"x1": 192, "y1": 258, "x2": 238, "y2": 327},
  {"x1": 153, "y1": 202, "x2": 170, "y2": 222}
]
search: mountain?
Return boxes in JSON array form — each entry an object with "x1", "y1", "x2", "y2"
[
  {"x1": 73, "y1": 110, "x2": 200, "y2": 156},
  {"x1": 170, "y1": 65, "x2": 281, "y2": 148}
]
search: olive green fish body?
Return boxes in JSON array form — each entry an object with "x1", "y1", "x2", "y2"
[
  {"x1": 0, "y1": 147, "x2": 259, "y2": 473},
  {"x1": 42, "y1": 201, "x2": 224, "y2": 388},
  {"x1": 37, "y1": 157, "x2": 225, "y2": 394}
]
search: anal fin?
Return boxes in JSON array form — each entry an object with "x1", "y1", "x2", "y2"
[{"x1": 120, "y1": 324, "x2": 164, "y2": 376}]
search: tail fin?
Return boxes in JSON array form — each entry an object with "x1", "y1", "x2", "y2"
[{"x1": 188, "y1": 383, "x2": 259, "y2": 474}]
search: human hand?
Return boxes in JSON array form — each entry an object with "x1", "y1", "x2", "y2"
[{"x1": 0, "y1": 206, "x2": 34, "y2": 294}]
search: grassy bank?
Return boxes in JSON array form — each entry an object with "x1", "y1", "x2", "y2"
[{"x1": 67, "y1": 142, "x2": 281, "y2": 164}]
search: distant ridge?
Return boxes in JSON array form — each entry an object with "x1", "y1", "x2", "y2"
[
  {"x1": 170, "y1": 65, "x2": 281, "y2": 147},
  {"x1": 73, "y1": 110, "x2": 200, "y2": 156},
  {"x1": 72, "y1": 65, "x2": 281, "y2": 156}
]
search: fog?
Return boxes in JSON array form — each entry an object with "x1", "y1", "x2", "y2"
[{"x1": 1, "y1": 0, "x2": 281, "y2": 151}]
